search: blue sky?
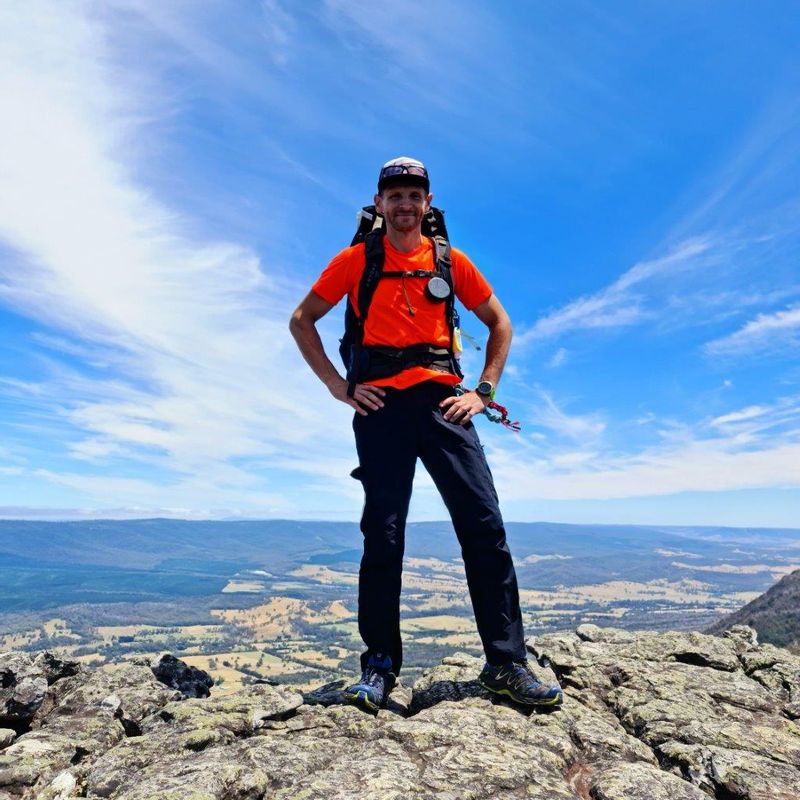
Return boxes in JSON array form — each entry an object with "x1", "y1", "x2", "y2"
[{"x1": 1, "y1": 1, "x2": 799, "y2": 525}]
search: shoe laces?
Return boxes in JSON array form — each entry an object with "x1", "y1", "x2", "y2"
[
  {"x1": 361, "y1": 665, "x2": 387, "y2": 689},
  {"x1": 507, "y1": 660, "x2": 542, "y2": 691}
]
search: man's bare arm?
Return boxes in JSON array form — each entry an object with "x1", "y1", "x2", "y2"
[
  {"x1": 440, "y1": 294, "x2": 512, "y2": 425},
  {"x1": 471, "y1": 294, "x2": 512, "y2": 387},
  {"x1": 289, "y1": 291, "x2": 385, "y2": 415}
]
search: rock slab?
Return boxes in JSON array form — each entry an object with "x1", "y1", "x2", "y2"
[{"x1": 1, "y1": 627, "x2": 798, "y2": 799}]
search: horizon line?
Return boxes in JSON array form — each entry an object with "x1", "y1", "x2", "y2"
[{"x1": 0, "y1": 513, "x2": 798, "y2": 533}]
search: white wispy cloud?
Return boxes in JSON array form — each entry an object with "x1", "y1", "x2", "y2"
[
  {"x1": 710, "y1": 406, "x2": 767, "y2": 428},
  {"x1": 529, "y1": 390, "x2": 606, "y2": 444},
  {"x1": 705, "y1": 305, "x2": 800, "y2": 355},
  {"x1": 260, "y1": 0, "x2": 295, "y2": 66},
  {"x1": 707, "y1": 397, "x2": 800, "y2": 440},
  {"x1": 517, "y1": 237, "x2": 712, "y2": 344},
  {"x1": 0, "y1": 505, "x2": 250, "y2": 520},
  {"x1": 485, "y1": 395, "x2": 800, "y2": 501},
  {"x1": 316, "y1": 0, "x2": 572, "y2": 153},
  {"x1": 321, "y1": 0, "x2": 500, "y2": 94},
  {"x1": 519, "y1": 88, "x2": 800, "y2": 353},
  {"x1": 0, "y1": 1, "x2": 357, "y2": 513},
  {"x1": 547, "y1": 348, "x2": 569, "y2": 368},
  {"x1": 665, "y1": 88, "x2": 800, "y2": 241}
]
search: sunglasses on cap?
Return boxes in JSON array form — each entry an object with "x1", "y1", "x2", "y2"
[{"x1": 379, "y1": 163, "x2": 428, "y2": 180}]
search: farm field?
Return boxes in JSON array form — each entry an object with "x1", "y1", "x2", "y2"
[{"x1": 2, "y1": 519, "x2": 799, "y2": 688}]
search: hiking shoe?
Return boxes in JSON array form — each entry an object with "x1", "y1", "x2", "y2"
[
  {"x1": 479, "y1": 659, "x2": 563, "y2": 708},
  {"x1": 343, "y1": 652, "x2": 396, "y2": 712}
]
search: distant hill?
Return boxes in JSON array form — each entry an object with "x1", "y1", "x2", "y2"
[
  {"x1": 706, "y1": 568, "x2": 800, "y2": 648},
  {"x1": 2, "y1": 517, "x2": 798, "y2": 572},
  {"x1": 2, "y1": 518, "x2": 799, "y2": 619},
  {"x1": 0, "y1": 518, "x2": 363, "y2": 570}
]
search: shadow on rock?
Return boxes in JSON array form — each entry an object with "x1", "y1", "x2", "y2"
[
  {"x1": 410, "y1": 677, "x2": 560, "y2": 716},
  {"x1": 302, "y1": 679, "x2": 411, "y2": 717}
]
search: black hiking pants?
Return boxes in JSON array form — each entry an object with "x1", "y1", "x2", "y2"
[{"x1": 351, "y1": 380, "x2": 526, "y2": 676}]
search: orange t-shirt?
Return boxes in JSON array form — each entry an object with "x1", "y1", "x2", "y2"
[{"x1": 313, "y1": 237, "x2": 492, "y2": 390}]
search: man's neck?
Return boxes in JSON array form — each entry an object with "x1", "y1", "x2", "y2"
[{"x1": 384, "y1": 227, "x2": 424, "y2": 253}]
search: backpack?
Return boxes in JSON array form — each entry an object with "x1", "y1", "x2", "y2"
[{"x1": 338, "y1": 205, "x2": 463, "y2": 396}]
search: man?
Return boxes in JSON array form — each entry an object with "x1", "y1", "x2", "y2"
[{"x1": 289, "y1": 157, "x2": 562, "y2": 712}]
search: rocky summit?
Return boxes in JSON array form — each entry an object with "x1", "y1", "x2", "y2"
[{"x1": 2, "y1": 625, "x2": 800, "y2": 800}]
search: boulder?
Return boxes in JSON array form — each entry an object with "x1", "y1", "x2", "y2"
[
  {"x1": 0, "y1": 652, "x2": 82, "y2": 734},
  {"x1": 149, "y1": 654, "x2": 213, "y2": 699},
  {"x1": 0, "y1": 653, "x2": 48, "y2": 731}
]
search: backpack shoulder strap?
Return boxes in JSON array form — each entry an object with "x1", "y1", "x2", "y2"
[
  {"x1": 438, "y1": 235, "x2": 456, "y2": 330},
  {"x1": 432, "y1": 235, "x2": 452, "y2": 281},
  {"x1": 424, "y1": 207, "x2": 461, "y2": 376},
  {"x1": 357, "y1": 228, "x2": 385, "y2": 321},
  {"x1": 423, "y1": 207, "x2": 452, "y2": 284},
  {"x1": 423, "y1": 207, "x2": 455, "y2": 322}
]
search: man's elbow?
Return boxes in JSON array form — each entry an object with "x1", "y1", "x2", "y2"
[
  {"x1": 289, "y1": 308, "x2": 306, "y2": 337},
  {"x1": 490, "y1": 312, "x2": 512, "y2": 338}
]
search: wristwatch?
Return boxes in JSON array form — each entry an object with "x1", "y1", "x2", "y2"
[{"x1": 475, "y1": 380, "x2": 495, "y2": 400}]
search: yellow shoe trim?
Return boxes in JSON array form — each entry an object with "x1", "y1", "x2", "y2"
[
  {"x1": 479, "y1": 680, "x2": 563, "y2": 707},
  {"x1": 343, "y1": 689, "x2": 381, "y2": 712}
]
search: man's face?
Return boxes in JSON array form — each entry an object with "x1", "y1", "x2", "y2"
[{"x1": 375, "y1": 184, "x2": 432, "y2": 234}]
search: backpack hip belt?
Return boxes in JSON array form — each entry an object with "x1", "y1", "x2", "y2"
[{"x1": 357, "y1": 344, "x2": 454, "y2": 382}]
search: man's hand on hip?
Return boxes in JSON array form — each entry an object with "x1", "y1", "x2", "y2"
[
  {"x1": 330, "y1": 378, "x2": 386, "y2": 415},
  {"x1": 439, "y1": 391, "x2": 488, "y2": 426}
]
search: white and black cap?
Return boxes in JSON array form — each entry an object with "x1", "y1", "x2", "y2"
[{"x1": 377, "y1": 156, "x2": 430, "y2": 193}]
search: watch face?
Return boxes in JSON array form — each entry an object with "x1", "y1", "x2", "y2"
[{"x1": 477, "y1": 381, "x2": 493, "y2": 396}]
